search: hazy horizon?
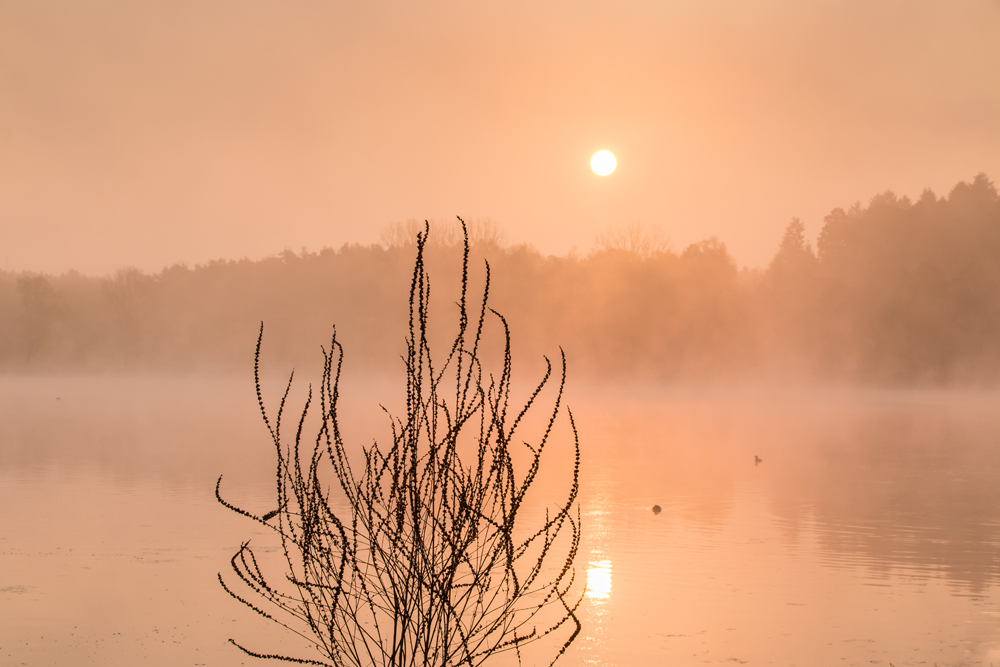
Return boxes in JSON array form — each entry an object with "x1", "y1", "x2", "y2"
[{"x1": 3, "y1": 0, "x2": 1000, "y2": 275}]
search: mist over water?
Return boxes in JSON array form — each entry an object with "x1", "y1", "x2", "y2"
[{"x1": 3, "y1": 375, "x2": 1000, "y2": 665}]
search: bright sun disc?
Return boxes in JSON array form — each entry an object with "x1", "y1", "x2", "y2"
[{"x1": 591, "y1": 150, "x2": 617, "y2": 176}]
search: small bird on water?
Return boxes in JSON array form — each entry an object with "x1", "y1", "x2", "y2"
[
  {"x1": 652, "y1": 505, "x2": 662, "y2": 515},
  {"x1": 754, "y1": 455, "x2": 763, "y2": 466}
]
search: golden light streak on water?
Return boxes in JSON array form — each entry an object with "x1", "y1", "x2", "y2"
[{"x1": 585, "y1": 560, "x2": 612, "y2": 600}]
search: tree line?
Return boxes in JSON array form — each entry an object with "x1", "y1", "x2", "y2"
[{"x1": 2, "y1": 174, "x2": 998, "y2": 385}]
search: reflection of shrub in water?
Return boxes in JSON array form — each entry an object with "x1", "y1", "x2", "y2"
[{"x1": 217, "y1": 220, "x2": 583, "y2": 667}]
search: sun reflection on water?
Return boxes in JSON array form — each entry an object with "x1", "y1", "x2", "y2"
[{"x1": 585, "y1": 560, "x2": 612, "y2": 600}]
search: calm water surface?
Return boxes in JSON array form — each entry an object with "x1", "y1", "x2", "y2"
[{"x1": 2, "y1": 375, "x2": 1000, "y2": 666}]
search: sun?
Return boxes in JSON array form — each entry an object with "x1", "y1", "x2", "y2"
[{"x1": 591, "y1": 150, "x2": 617, "y2": 176}]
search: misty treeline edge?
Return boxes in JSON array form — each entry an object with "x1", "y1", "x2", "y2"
[
  {"x1": 215, "y1": 219, "x2": 583, "y2": 666},
  {"x1": 4, "y1": 173, "x2": 1000, "y2": 384}
]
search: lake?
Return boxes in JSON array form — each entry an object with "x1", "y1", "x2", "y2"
[{"x1": 2, "y1": 374, "x2": 1000, "y2": 666}]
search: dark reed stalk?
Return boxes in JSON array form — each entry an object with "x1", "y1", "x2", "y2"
[{"x1": 217, "y1": 219, "x2": 583, "y2": 667}]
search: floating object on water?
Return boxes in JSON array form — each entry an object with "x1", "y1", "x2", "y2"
[
  {"x1": 651, "y1": 505, "x2": 662, "y2": 515},
  {"x1": 754, "y1": 455, "x2": 763, "y2": 465}
]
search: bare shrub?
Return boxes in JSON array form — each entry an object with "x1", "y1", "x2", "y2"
[{"x1": 217, "y1": 219, "x2": 582, "y2": 667}]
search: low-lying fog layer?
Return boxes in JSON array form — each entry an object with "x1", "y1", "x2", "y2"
[
  {"x1": 3, "y1": 175, "x2": 1000, "y2": 385},
  {"x1": 3, "y1": 375, "x2": 999, "y2": 666}
]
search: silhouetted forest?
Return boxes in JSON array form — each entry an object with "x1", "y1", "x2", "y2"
[{"x1": 2, "y1": 174, "x2": 998, "y2": 385}]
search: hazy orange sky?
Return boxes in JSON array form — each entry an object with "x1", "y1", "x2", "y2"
[{"x1": 2, "y1": 0, "x2": 999, "y2": 275}]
